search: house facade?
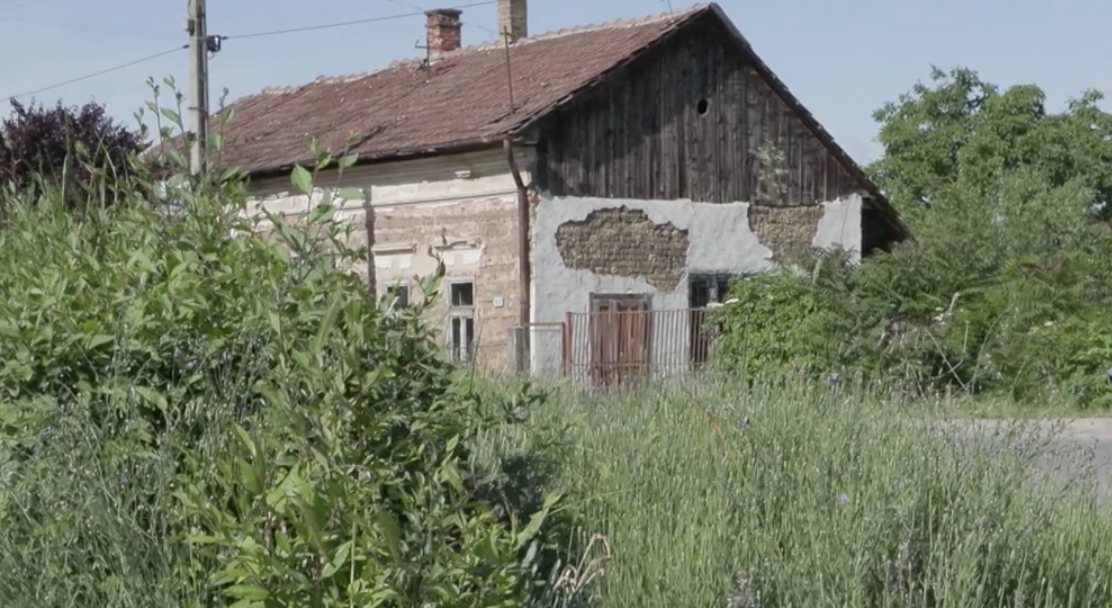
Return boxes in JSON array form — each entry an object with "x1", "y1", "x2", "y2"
[{"x1": 207, "y1": 0, "x2": 909, "y2": 379}]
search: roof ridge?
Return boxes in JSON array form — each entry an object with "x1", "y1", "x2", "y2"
[
  {"x1": 241, "y1": 3, "x2": 711, "y2": 96},
  {"x1": 456, "y1": 2, "x2": 710, "y2": 54}
]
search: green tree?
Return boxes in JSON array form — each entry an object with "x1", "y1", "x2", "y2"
[{"x1": 869, "y1": 66, "x2": 1112, "y2": 231}]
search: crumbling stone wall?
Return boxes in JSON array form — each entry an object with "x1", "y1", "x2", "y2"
[
  {"x1": 554, "y1": 206, "x2": 689, "y2": 291},
  {"x1": 747, "y1": 205, "x2": 824, "y2": 261}
]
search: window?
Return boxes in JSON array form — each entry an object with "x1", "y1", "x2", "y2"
[
  {"x1": 385, "y1": 282, "x2": 410, "y2": 308},
  {"x1": 446, "y1": 279, "x2": 475, "y2": 362},
  {"x1": 688, "y1": 274, "x2": 731, "y2": 308},
  {"x1": 689, "y1": 274, "x2": 732, "y2": 369},
  {"x1": 450, "y1": 281, "x2": 474, "y2": 307}
]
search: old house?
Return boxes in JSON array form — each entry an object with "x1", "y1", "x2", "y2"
[{"x1": 207, "y1": 0, "x2": 909, "y2": 382}]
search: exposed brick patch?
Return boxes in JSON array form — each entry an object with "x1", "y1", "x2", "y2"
[
  {"x1": 748, "y1": 204, "x2": 823, "y2": 260},
  {"x1": 554, "y1": 206, "x2": 688, "y2": 291}
]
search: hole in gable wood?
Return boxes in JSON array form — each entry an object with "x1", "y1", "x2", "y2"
[{"x1": 696, "y1": 99, "x2": 709, "y2": 115}]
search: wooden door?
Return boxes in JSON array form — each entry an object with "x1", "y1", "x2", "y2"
[{"x1": 589, "y1": 296, "x2": 649, "y2": 387}]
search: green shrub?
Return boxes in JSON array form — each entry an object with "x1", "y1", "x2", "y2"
[
  {"x1": 0, "y1": 141, "x2": 562, "y2": 606},
  {"x1": 712, "y1": 239, "x2": 1112, "y2": 407},
  {"x1": 711, "y1": 265, "x2": 837, "y2": 379}
]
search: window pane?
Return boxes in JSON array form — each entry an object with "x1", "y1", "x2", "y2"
[
  {"x1": 451, "y1": 316, "x2": 461, "y2": 352},
  {"x1": 450, "y1": 281, "x2": 474, "y2": 307},
  {"x1": 387, "y1": 284, "x2": 409, "y2": 307}
]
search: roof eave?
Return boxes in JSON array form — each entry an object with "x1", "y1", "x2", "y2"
[{"x1": 242, "y1": 136, "x2": 510, "y2": 181}]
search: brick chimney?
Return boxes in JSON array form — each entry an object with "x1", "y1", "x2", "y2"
[
  {"x1": 425, "y1": 8, "x2": 462, "y2": 55},
  {"x1": 498, "y1": 0, "x2": 527, "y2": 42}
]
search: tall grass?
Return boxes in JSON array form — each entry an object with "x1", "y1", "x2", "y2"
[
  {"x1": 0, "y1": 392, "x2": 226, "y2": 607},
  {"x1": 476, "y1": 376, "x2": 1112, "y2": 608}
]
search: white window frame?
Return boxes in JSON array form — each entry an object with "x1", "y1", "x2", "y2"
[{"x1": 445, "y1": 278, "x2": 476, "y2": 362}]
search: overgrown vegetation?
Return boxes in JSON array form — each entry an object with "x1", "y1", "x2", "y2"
[
  {"x1": 714, "y1": 67, "x2": 1112, "y2": 410},
  {"x1": 3, "y1": 65, "x2": 1112, "y2": 608},
  {"x1": 0, "y1": 100, "x2": 570, "y2": 607},
  {"x1": 477, "y1": 377, "x2": 1112, "y2": 608}
]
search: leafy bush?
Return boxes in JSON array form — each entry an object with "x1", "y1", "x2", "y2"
[
  {"x1": 0, "y1": 137, "x2": 563, "y2": 606},
  {"x1": 0, "y1": 99, "x2": 146, "y2": 204},
  {"x1": 711, "y1": 263, "x2": 839, "y2": 380}
]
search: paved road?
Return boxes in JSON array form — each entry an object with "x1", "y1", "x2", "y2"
[
  {"x1": 942, "y1": 418, "x2": 1112, "y2": 500},
  {"x1": 1029, "y1": 419, "x2": 1112, "y2": 499}
]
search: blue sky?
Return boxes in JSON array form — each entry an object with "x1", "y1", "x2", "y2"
[{"x1": 1, "y1": 0, "x2": 1109, "y2": 164}]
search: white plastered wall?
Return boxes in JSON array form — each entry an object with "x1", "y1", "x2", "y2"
[{"x1": 530, "y1": 194, "x2": 863, "y2": 376}]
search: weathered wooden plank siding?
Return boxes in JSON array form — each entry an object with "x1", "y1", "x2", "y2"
[{"x1": 533, "y1": 16, "x2": 863, "y2": 205}]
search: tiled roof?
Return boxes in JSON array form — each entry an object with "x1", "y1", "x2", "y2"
[{"x1": 203, "y1": 3, "x2": 712, "y2": 176}]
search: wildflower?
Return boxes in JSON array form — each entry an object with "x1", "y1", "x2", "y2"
[
  {"x1": 837, "y1": 493, "x2": 850, "y2": 504},
  {"x1": 827, "y1": 373, "x2": 841, "y2": 385},
  {"x1": 1106, "y1": 368, "x2": 1112, "y2": 381}
]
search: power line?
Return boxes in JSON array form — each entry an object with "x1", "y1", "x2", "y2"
[
  {"x1": 222, "y1": 0, "x2": 495, "y2": 40},
  {"x1": 385, "y1": 0, "x2": 425, "y2": 12},
  {"x1": 0, "y1": 16, "x2": 166, "y2": 39},
  {"x1": 2, "y1": 45, "x2": 185, "y2": 101},
  {"x1": 0, "y1": 2, "x2": 500, "y2": 105},
  {"x1": 463, "y1": 20, "x2": 499, "y2": 35},
  {"x1": 385, "y1": 0, "x2": 500, "y2": 35}
]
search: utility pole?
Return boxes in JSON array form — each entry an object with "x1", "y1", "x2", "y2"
[{"x1": 186, "y1": 0, "x2": 209, "y2": 174}]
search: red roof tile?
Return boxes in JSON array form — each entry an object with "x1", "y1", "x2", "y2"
[{"x1": 205, "y1": 3, "x2": 711, "y2": 175}]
